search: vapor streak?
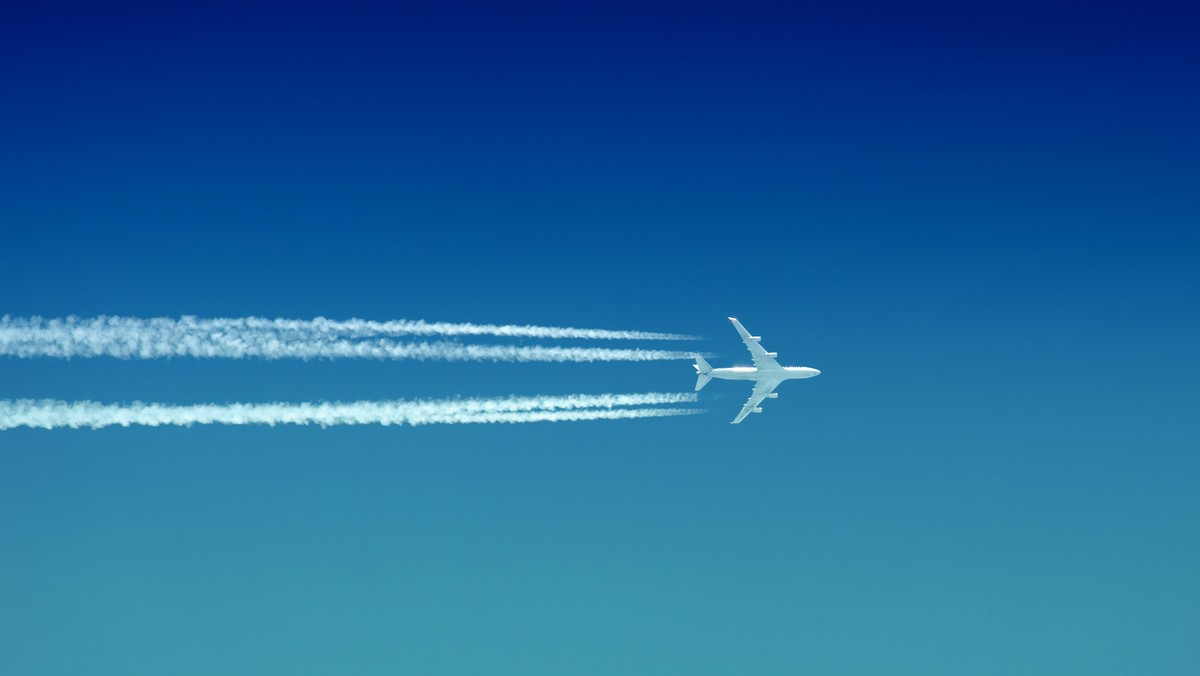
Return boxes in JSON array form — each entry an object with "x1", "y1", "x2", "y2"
[
  {"x1": 0, "y1": 393, "x2": 702, "y2": 430},
  {"x1": 0, "y1": 316, "x2": 698, "y2": 361},
  {"x1": 1, "y1": 315, "x2": 695, "y2": 342}
]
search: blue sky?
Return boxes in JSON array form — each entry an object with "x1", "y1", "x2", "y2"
[{"x1": 2, "y1": 3, "x2": 1198, "y2": 674}]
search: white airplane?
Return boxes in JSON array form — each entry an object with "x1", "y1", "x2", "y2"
[{"x1": 694, "y1": 317, "x2": 820, "y2": 424}]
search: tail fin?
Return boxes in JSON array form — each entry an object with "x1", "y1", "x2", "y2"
[{"x1": 693, "y1": 354, "x2": 713, "y2": 391}]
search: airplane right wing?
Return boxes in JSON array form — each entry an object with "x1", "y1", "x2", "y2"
[
  {"x1": 728, "y1": 317, "x2": 781, "y2": 370},
  {"x1": 731, "y1": 379, "x2": 781, "y2": 424}
]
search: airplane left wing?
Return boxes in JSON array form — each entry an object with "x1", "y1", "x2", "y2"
[
  {"x1": 731, "y1": 379, "x2": 781, "y2": 424},
  {"x1": 728, "y1": 317, "x2": 781, "y2": 370}
]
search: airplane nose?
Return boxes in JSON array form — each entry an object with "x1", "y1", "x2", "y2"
[{"x1": 810, "y1": 368, "x2": 821, "y2": 377}]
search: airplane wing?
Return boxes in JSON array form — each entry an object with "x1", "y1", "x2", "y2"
[
  {"x1": 731, "y1": 379, "x2": 782, "y2": 424},
  {"x1": 728, "y1": 317, "x2": 781, "y2": 370}
]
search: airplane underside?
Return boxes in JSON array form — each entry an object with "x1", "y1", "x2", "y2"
[{"x1": 693, "y1": 318, "x2": 819, "y2": 423}]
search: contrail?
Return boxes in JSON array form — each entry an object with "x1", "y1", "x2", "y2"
[
  {"x1": 0, "y1": 316, "x2": 700, "y2": 362},
  {"x1": 0, "y1": 393, "x2": 702, "y2": 430},
  {"x1": 194, "y1": 316, "x2": 696, "y2": 340},
  {"x1": 1, "y1": 315, "x2": 696, "y2": 342},
  {"x1": 0, "y1": 337, "x2": 697, "y2": 362}
]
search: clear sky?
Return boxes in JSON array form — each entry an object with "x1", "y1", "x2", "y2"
[{"x1": 2, "y1": 3, "x2": 1198, "y2": 674}]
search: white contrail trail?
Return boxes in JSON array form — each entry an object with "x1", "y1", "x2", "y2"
[
  {"x1": 0, "y1": 315, "x2": 696, "y2": 343},
  {"x1": 204, "y1": 316, "x2": 695, "y2": 340},
  {"x1": 0, "y1": 393, "x2": 702, "y2": 430},
  {"x1": 0, "y1": 336, "x2": 697, "y2": 362},
  {"x1": 0, "y1": 316, "x2": 700, "y2": 361}
]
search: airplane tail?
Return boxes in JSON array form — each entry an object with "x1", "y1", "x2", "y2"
[{"x1": 693, "y1": 354, "x2": 713, "y2": 391}]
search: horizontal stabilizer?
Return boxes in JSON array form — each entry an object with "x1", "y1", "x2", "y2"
[{"x1": 694, "y1": 354, "x2": 713, "y2": 391}]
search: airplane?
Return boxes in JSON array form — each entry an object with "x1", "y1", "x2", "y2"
[{"x1": 694, "y1": 317, "x2": 820, "y2": 424}]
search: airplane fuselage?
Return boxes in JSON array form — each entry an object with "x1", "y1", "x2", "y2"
[{"x1": 709, "y1": 366, "x2": 820, "y2": 382}]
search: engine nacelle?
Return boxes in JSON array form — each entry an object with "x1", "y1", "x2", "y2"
[
  {"x1": 752, "y1": 407, "x2": 763, "y2": 413},
  {"x1": 750, "y1": 336, "x2": 762, "y2": 342},
  {"x1": 766, "y1": 393, "x2": 778, "y2": 399},
  {"x1": 765, "y1": 352, "x2": 778, "y2": 358}
]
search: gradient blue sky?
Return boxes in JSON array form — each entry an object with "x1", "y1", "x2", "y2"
[{"x1": 2, "y1": 3, "x2": 1198, "y2": 674}]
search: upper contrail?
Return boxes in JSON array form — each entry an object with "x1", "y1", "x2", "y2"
[
  {"x1": 0, "y1": 315, "x2": 700, "y2": 362},
  {"x1": 186, "y1": 316, "x2": 696, "y2": 340},
  {"x1": 0, "y1": 392, "x2": 702, "y2": 430},
  {"x1": 0, "y1": 336, "x2": 697, "y2": 362},
  {"x1": 1, "y1": 315, "x2": 695, "y2": 341}
]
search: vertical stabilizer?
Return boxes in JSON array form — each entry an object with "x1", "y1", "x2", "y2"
[{"x1": 694, "y1": 354, "x2": 713, "y2": 391}]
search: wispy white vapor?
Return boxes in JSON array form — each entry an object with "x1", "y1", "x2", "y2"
[
  {"x1": 0, "y1": 316, "x2": 700, "y2": 362},
  {"x1": 201, "y1": 316, "x2": 695, "y2": 340},
  {"x1": 1, "y1": 315, "x2": 694, "y2": 342},
  {"x1": 0, "y1": 393, "x2": 702, "y2": 430}
]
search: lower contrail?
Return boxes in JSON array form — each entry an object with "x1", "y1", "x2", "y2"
[
  {"x1": 0, "y1": 316, "x2": 699, "y2": 362},
  {"x1": 0, "y1": 392, "x2": 702, "y2": 430}
]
